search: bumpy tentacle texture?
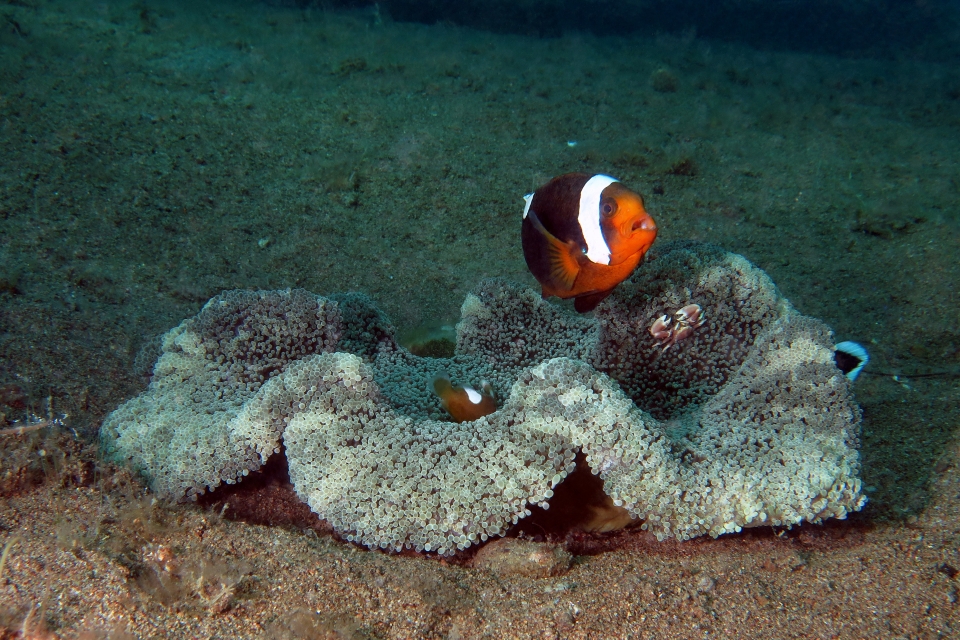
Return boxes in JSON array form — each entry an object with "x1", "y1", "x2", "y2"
[{"x1": 102, "y1": 242, "x2": 866, "y2": 555}]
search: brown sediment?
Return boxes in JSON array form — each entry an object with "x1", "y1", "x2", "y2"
[{"x1": 0, "y1": 444, "x2": 957, "y2": 638}]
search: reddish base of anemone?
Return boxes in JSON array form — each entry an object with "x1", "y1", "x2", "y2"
[
  {"x1": 197, "y1": 449, "x2": 871, "y2": 564},
  {"x1": 197, "y1": 450, "x2": 332, "y2": 537}
]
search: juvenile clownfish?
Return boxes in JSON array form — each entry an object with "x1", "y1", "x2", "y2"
[
  {"x1": 834, "y1": 341, "x2": 869, "y2": 381},
  {"x1": 521, "y1": 173, "x2": 658, "y2": 312},
  {"x1": 432, "y1": 374, "x2": 496, "y2": 423}
]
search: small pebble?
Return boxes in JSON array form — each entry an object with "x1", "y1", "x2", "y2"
[{"x1": 472, "y1": 538, "x2": 572, "y2": 578}]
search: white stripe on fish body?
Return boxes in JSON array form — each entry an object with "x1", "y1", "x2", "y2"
[
  {"x1": 464, "y1": 387, "x2": 483, "y2": 404},
  {"x1": 578, "y1": 174, "x2": 617, "y2": 265}
]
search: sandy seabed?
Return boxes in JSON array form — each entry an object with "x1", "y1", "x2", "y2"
[{"x1": 1, "y1": 0, "x2": 959, "y2": 637}]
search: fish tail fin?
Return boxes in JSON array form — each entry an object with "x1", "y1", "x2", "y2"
[{"x1": 480, "y1": 380, "x2": 495, "y2": 401}]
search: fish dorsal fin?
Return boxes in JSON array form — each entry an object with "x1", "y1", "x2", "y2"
[{"x1": 527, "y1": 209, "x2": 581, "y2": 291}]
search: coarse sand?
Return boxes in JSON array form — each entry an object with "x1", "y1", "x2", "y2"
[{"x1": 1, "y1": 0, "x2": 958, "y2": 637}]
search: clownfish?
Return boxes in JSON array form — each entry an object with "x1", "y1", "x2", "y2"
[
  {"x1": 432, "y1": 374, "x2": 496, "y2": 423},
  {"x1": 521, "y1": 173, "x2": 658, "y2": 312}
]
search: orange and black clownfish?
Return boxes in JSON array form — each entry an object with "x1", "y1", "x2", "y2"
[
  {"x1": 432, "y1": 374, "x2": 496, "y2": 423},
  {"x1": 521, "y1": 173, "x2": 658, "y2": 312}
]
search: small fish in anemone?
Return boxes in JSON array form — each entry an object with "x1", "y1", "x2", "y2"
[
  {"x1": 834, "y1": 341, "x2": 869, "y2": 381},
  {"x1": 432, "y1": 374, "x2": 496, "y2": 423},
  {"x1": 521, "y1": 173, "x2": 658, "y2": 313}
]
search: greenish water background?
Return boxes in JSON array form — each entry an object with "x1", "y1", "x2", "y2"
[{"x1": 1, "y1": 0, "x2": 958, "y2": 531}]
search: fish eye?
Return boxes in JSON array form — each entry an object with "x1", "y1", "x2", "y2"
[{"x1": 600, "y1": 199, "x2": 617, "y2": 217}]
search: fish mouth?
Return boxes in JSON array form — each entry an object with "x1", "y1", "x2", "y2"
[{"x1": 629, "y1": 217, "x2": 657, "y2": 234}]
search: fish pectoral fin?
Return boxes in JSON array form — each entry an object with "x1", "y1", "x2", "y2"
[
  {"x1": 527, "y1": 210, "x2": 580, "y2": 291},
  {"x1": 574, "y1": 289, "x2": 613, "y2": 313}
]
